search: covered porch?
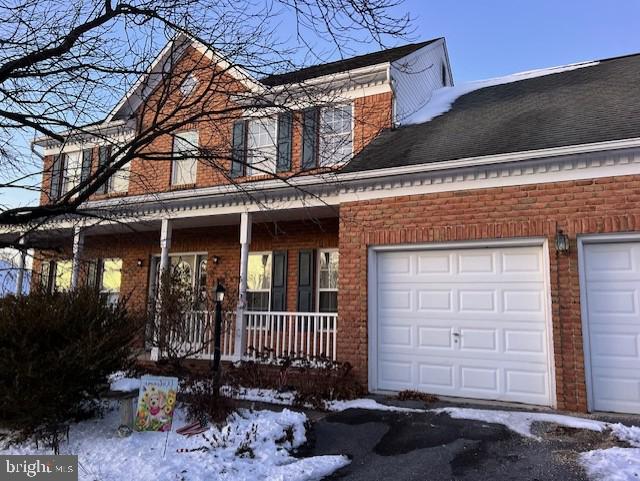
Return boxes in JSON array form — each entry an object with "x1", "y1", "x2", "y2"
[{"x1": 61, "y1": 205, "x2": 341, "y2": 364}]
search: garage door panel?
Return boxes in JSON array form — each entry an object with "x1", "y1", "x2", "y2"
[
  {"x1": 584, "y1": 242, "x2": 640, "y2": 414},
  {"x1": 418, "y1": 363, "x2": 455, "y2": 387},
  {"x1": 376, "y1": 245, "x2": 552, "y2": 406},
  {"x1": 418, "y1": 327, "x2": 454, "y2": 349}
]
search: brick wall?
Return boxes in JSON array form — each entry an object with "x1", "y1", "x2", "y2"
[
  {"x1": 39, "y1": 48, "x2": 394, "y2": 206},
  {"x1": 337, "y1": 173, "x2": 640, "y2": 412}
]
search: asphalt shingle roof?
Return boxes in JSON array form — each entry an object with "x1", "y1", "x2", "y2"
[
  {"x1": 343, "y1": 53, "x2": 640, "y2": 173},
  {"x1": 260, "y1": 39, "x2": 440, "y2": 87}
]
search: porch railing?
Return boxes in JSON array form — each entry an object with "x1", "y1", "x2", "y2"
[
  {"x1": 243, "y1": 311, "x2": 338, "y2": 361},
  {"x1": 167, "y1": 310, "x2": 236, "y2": 360}
]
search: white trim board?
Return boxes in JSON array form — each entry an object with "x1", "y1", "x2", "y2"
[{"x1": 367, "y1": 237, "x2": 557, "y2": 408}]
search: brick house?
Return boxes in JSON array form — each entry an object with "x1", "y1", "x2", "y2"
[{"x1": 27, "y1": 34, "x2": 640, "y2": 415}]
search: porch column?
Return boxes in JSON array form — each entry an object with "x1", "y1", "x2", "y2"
[
  {"x1": 70, "y1": 226, "x2": 85, "y2": 289},
  {"x1": 15, "y1": 236, "x2": 26, "y2": 296},
  {"x1": 234, "y1": 212, "x2": 252, "y2": 359},
  {"x1": 159, "y1": 218, "x2": 173, "y2": 277},
  {"x1": 151, "y1": 218, "x2": 172, "y2": 361}
]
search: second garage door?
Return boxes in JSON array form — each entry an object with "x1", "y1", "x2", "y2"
[{"x1": 374, "y1": 244, "x2": 553, "y2": 406}]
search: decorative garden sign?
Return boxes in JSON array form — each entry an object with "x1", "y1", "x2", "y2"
[{"x1": 134, "y1": 375, "x2": 178, "y2": 432}]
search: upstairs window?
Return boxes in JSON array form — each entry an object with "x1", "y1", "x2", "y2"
[
  {"x1": 180, "y1": 73, "x2": 198, "y2": 97},
  {"x1": 247, "y1": 117, "x2": 277, "y2": 176},
  {"x1": 319, "y1": 105, "x2": 353, "y2": 167},
  {"x1": 230, "y1": 112, "x2": 293, "y2": 178},
  {"x1": 172, "y1": 131, "x2": 198, "y2": 186},
  {"x1": 50, "y1": 148, "x2": 93, "y2": 199},
  {"x1": 302, "y1": 104, "x2": 353, "y2": 170}
]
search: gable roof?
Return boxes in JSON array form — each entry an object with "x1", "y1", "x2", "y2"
[
  {"x1": 260, "y1": 39, "x2": 441, "y2": 87},
  {"x1": 343, "y1": 52, "x2": 640, "y2": 173}
]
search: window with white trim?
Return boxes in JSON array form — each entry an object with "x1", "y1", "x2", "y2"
[
  {"x1": 319, "y1": 105, "x2": 352, "y2": 167},
  {"x1": 172, "y1": 131, "x2": 199, "y2": 185},
  {"x1": 40, "y1": 259, "x2": 72, "y2": 293},
  {"x1": 247, "y1": 117, "x2": 276, "y2": 175},
  {"x1": 180, "y1": 73, "x2": 198, "y2": 97},
  {"x1": 317, "y1": 249, "x2": 338, "y2": 312},
  {"x1": 100, "y1": 258, "x2": 122, "y2": 304},
  {"x1": 149, "y1": 253, "x2": 208, "y2": 308},
  {"x1": 62, "y1": 151, "x2": 83, "y2": 194},
  {"x1": 106, "y1": 147, "x2": 130, "y2": 194},
  {"x1": 247, "y1": 252, "x2": 272, "y2": 310}
]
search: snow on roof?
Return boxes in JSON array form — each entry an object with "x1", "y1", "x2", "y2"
[{"x1": 403, "y1": 60, "x2": 600, "y2": 126}]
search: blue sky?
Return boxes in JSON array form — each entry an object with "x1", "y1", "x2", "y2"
[
  {"x1": 3, "y1": 0, "x2": 639, "y2": 209},
  {"x1": 404, "y1": 0, "x2": 640, "y2": 82}
]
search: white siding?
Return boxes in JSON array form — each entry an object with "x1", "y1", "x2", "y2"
[{"x1": 391, "y1": 39, "x2": 451, "y2": 126}]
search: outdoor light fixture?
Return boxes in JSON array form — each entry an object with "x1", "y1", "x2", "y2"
[
  {"x1": 136, "y1": 259, "x2": 144, "y2": 267},
  {"x1": 212, "y1": 255, "x2": 219, "y2": 264},
  {"x1": 215, "y1": 282, "x2": 225, "y2": 303},
  {"x1": 555, "y1": 230, "x2": 570, "y2": 253}
]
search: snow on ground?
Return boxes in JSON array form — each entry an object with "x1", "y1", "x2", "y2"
[
  {"x1": 403, "y1": 61, "x2": 599, "y2": 126},
  {"x1": 224, "y1": 386, "x2": 296, "y2": 406},
  {"x1": 580, "y1": 448, "x2": 640, "y2": 481},
  {"x1": 433, "y1": 407, "x2": 607, "y2": 439},
  {"x1": 432, "y1": 407, "x2": 640, "y2": 481},
  {"x1": 326, "y1": 398, "x2": 424, "y2": 413},
  {"x1": 109, "y1": 372, "x2": 141, "y2": 392},
  {"x1": 1, "y1": 405, "x2": 348, "y2": 481}
]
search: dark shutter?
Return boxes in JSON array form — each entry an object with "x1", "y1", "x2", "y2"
[
  {"x1": 85, "y1": 259, "x2": 102, "y2": 290},
  {"x1": 80, "y1": 148, "x2": 92, "y2": 186},
  {"x1": 231, "y1": 120, "x2": 246, "y2": 178},
  {"x1": 49, "y1": 154, "x2": 64, "y2": 200},
  {"x1": 97, "y1": 145, "x2": 111, "y2": 194},
  {"x1": 301, "y1": 108, "x2": 318, "y2": 170},
  {"x1": 270, "y1": 251, "x2": 288, "y2": 311},
  {"x1": 276, "y1": 112, "x2": 293, "y2": 172},
  {"x1": 297, "y1": 249, "x2": 315, "y2": 312}
]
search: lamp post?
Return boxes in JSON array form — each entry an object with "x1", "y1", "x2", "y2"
[{"x1": 212, "y1": 282, "x2": 225, "y2": 376}]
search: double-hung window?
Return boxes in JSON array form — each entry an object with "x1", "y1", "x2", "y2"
[
  {"x1": 172, "y1": 131, "x2": 199, "y2": 186},
  {"x1": 317, "y1": 250, "x2": 339, "y2": 312},
  {"x1": 319, "y1": 105, "x2": 353, "y2": 167},
  {"x1": 247, "y1": 252, "x2": 272, "y2": 310},
  {"x1": 105, "y1": 147, "x2": 130, "y2": 194},
  {"x1": 40, "y1": 259, "x2": 72, "y2": 293},
  {"x1": 247, "y1": 118, "x2": 277, "y2": 176},
  {"x1": 100, "y1": 258, "x2": 123, "y2": 305}
]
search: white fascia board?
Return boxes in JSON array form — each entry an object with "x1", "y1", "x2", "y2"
[
  {"x1": 33, "y1": 120, "x2": 134, "y2": 150},
  {"x1": 265, "y1": 62, "x2": 391, "y2": 94}
]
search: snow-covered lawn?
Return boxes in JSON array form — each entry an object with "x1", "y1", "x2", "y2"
[
  {"x1": 108, "y1": 376, "x2": 640, "y2": 481},
  {"x1": 1, "y1": 405, "x2": 348, "y2": 481}
]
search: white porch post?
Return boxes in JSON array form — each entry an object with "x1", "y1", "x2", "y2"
[
  {"x1": 151, "y1": 218, "x2": 172, "y2": 361},
  {"x1": 234, "y1": 212, "x2": 252, "y2": 359},
  {"x1": 159, "y1": 218, "x2": 172, "y2": 276},
  {"x1": 15, "y1": 236, "x2": 26, "y2": 296},
  {"x1": 70, "y1": 227, "x2": 85, "y2": 289}
]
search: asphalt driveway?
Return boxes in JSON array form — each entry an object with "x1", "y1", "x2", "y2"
[{"x1": 300, "y1": 407, "x2": 627, "y2": 481}]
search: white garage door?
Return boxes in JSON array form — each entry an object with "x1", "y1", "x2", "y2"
[
  {"x1": 583, "y1": 242, "x2": 640, "y2": 414},
  {"x1": 374, "y1": 245, "x2": 553, "y2": 406}
]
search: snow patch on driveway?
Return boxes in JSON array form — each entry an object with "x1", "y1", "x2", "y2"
[{"x1": 433, "y1": 407, "x2": 607, "y2": 439}]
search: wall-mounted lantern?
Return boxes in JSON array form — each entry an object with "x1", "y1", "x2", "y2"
[{"x1": 555, "y1": 230, "x2": 570, "y2": 254}]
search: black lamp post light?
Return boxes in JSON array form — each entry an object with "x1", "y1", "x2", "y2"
[{"x1": 212, "y1": 282, "x2": 225, "y2": 374}]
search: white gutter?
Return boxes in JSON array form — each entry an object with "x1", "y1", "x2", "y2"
[{"x1": 84, "y1": 136, "x2": 640, "y2": 209}]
